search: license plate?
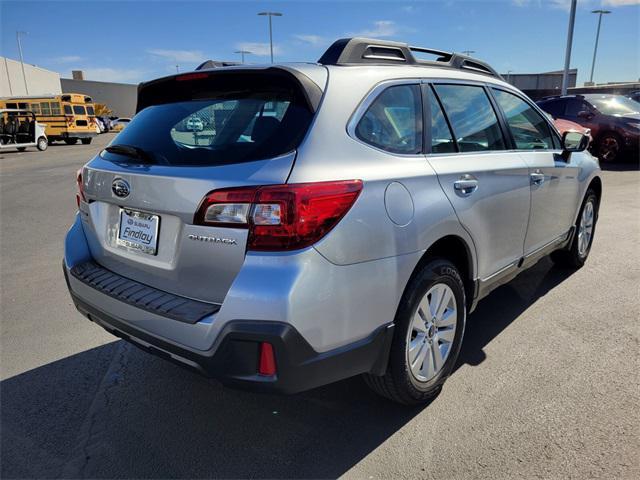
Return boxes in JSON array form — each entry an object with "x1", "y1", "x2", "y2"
[{"x1": 117, "y1": 209, "x2": 160, "y2": 255}]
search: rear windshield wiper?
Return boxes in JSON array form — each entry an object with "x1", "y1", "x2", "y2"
[{"x1": 102, "y1": 144, "x2": 155, "y2": 164}]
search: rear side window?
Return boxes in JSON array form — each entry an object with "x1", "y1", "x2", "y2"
[
  {"x1": 434, "y1": 84, "x2": 505, "y2": 152},
  {"x1": 492, "y1": 89, "x2": 554, "y2": 150},
  {"x1": 86, "y1": 106, "x2": 95, "y2": 115},
  {"x1": 538, "y1": 99, "x2": 563, "y2": 117},
  {"x1": 64, "y1": 105, "x2": 72, "y2": 115},
  {"x1": 104, "y1": 72, "x2": 315, "y2": 166},
  {"x1": 355, "y1": 84, "x2": 423, "y2": 154},
  {"x1": 426, "y1": 87, "x2": 455, "y2": 153},
  {"x1": 73, "y1": 105, "x2": 86, "y2": 115}
]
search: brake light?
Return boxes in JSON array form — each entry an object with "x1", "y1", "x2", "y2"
[
  {"x1": 176, "y1": 72, "x2": 209, "y2": 82},
  {"x1": 194, "y1": 180, "x2": 363, "y2": 251},
  {"x1": 258, "y1": 342, "x2": 276, "y2": 376},
  {"x1": 76, "y1": 168, "x2": 86, "y2": 207}
]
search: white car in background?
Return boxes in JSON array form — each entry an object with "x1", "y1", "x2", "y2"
[{"x1": 186, "y1": 116, "x2": 204, "y2": 132}]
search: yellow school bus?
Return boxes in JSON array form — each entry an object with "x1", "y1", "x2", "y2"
[{"x1": 0, "y1": 94, "x2": 97, "y2": 144}]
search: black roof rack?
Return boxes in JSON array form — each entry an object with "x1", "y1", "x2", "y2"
[{"x1": 318, "y1": 37, "x2": 503, "y2": 80}]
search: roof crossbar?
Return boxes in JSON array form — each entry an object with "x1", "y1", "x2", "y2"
[{"x1": 318, "y1": 37, "x2": 503, "y2": 80}]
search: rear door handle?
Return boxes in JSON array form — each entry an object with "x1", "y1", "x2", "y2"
[
  {"x1": 454, "y1": 177, "x2": 479, "y2": 196},
  {"x1": 530, "y1": 171, "x2": 545, "y2": 186}
]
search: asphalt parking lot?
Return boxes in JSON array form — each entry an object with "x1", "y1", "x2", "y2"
[{"x1": 1, "y1": 134, "x2": 638, "y2": 479}]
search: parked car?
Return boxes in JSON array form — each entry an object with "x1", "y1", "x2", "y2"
[
  {"x1": 64, "y1": 38, "x2": 601, "y2": 405},
  {"x1": 186, "y1": 116, "x2": 204, "y2": 132},
  {"x1": 627, "y1": 90, "x2": 640, "y2": 103},
  {"x1": 552, "y1": 117, "x2": 592, "y2": 145},
  {"x1": 94, "y1": 117, "x2": 105, "y2": 134},
  {"x1": 537, "y1": 94, "x2": 640, "y2": 163},
  {"x1": 111, "y1": 117, "x2": 131, "y2": 132}
]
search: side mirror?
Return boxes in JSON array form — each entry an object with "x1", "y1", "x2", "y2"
[
  {"x1": 577, "y1": 110, "x2": 593, "y2": 120},
  {"x1": 562, "y1": 131, "x2": 589, "y2": 153}
]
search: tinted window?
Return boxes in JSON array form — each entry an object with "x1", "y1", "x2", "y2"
[
  {"x1": 86, "y1": 106, "x2": 95, "y2": 115},
  {"x1": 63, "y1": 105, "x2": 72, "y2": 115},
  {"x1": 103, "y1": 90, "x2": 313, "y2": 167},
  {"x1": 564, "y1": 98, "x2": 588, "y2": 116},
  {"x1": 434, "y1": 84, "x2": 505, "y2": 152},
  {"x1": 426, "y1": 86, "x2": 455, "y2": 153},
  {"x1": 538, "y1": 99, "x2": 563, "y2": 117},
  {"x1": 73, "y1": 105, "x2": 86, "y2": 115},
  {"x1": 6, "y1": 103, "x2": 17, "y2": 109},
  {"x1": 355, "y1": 84, "x2": 422, "y2": 154},
  {"x1": 492, "y1": 89, "x2": 553, "y2": 150}
]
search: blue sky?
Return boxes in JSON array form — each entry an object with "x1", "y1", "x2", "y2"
[{"x1": 1, "y1": 0, "x2": 638, "y2": 85}]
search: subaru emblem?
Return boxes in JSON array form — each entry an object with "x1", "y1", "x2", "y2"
[{"x1": 112, "y1": 178, "x2": 130, "y2": 198}]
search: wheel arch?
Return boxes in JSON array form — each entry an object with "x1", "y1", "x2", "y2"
[{"x1": 407, "y1": 235, "x2": 476, "y2": 311}]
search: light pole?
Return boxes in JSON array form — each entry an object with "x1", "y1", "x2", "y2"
[
  {"x1": 561, "y1": 0, "x2": 577, "y2": 95},
  {"x1": 461, "y1": 50, "x2": 475, "y2": 57},
  {"x1": 16, "y1": 31, "x2": 29, "y2": 94},
  {"x1": 257, "y1": 11, "x2": 282, "y2": 63},
  {"x1": 235, "y1": 50, "x2": 252, "y2": 64},
  {"x1": 589, "y1": 9, "x2": 611, "y2": 84},
  {"x1": 507, "y1": 70, "x2": 514, "y2": 84},
  {"x1": 176, "y1": 64, "x2": 180, "y2": 73}
]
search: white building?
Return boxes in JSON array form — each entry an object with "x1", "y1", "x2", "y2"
[{"x1": 0, "y1": 56, "x2": 61, "y2": 96}]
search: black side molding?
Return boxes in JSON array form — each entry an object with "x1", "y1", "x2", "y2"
[{"x1": 70, "y1": 261, "x2": 220, "y2": 324}]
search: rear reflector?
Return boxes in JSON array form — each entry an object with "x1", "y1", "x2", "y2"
[
  {"x1": 258, "y1": 342, "x2": 277, "y2": 376},
  {"x1": 194, "y1": 180, "x2": 363, "y2": 251}
]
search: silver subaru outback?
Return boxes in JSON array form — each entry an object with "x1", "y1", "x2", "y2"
[{"x1": 63, "y1": 38, "x2": 601, "y2": 404}]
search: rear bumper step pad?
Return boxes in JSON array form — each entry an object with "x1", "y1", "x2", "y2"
[{"x1": 69, "y1": 261, "x2": 220, "y2": 324}]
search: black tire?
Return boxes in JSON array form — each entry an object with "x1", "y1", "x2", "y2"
[
  {"x1": 81, "y1": 138, "x2": 92, "y2": 145},
  {"x1": 17, "y1": 147, "x2": 27, "y2": 152},
  {"x1": 364, "y1": 259, "x2": 466, "y2": 405},
  {"x1": 596, "y1": 132, "x2": 623, "y2": 163},
  {"x1": 64, "y1": 138, "x2": 78, "y2": 145},
  {"x1": 551, "y1": 189, "x2": 599, "y2": 269},
  {"x1": 37, "y1": 136, "x2": 48, "y2": 151}
]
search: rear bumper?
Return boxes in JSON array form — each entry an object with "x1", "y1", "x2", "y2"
[
  {"x1": 63, "y1": 131, "x2": 97, "y2": 139},
  {"x1": 63, "y1": 263, "x2": 393, "y2": 394}
]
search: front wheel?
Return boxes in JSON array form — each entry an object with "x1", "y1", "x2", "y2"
[
  {"x1": 81, "y1": 138, "x2": 92, "y2": 145},
  {"x1": 365, "y1": 259, "x2": 466, "y2": 405},
  {"x1": 37, "y1": 136, "x2": 48, "y2": 151},
  {"x1": 551, "y1": 189, "x2": 599, "y2": 269},
  {"x1": 596, "y1": 133, "x2": 623, "y2": 163}
]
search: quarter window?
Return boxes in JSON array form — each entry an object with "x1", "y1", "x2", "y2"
[
  {"x1": 492, "y1": 89, "x2": 554, "y2": 150},
  {"x1": 355, "y1": 84, "x2": 423, "y2": 154},
  {"x1": 433, "y1": 84, "x2": 505, "y2": 152},
  {"x1": 426, "y1": 87, "x2": 455, "y2": 153}
]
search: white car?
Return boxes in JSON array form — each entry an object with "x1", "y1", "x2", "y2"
[{"x1": 186, "y1": 117, "x2": 204, "y2": 132}]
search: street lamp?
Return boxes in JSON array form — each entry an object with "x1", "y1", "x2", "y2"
[
  {"x1": 234, "y1": 50, "x2": 252, "y2": 64},
  {"x1": 257, "y1": 12, "x2": 282, "y2": 63},
  {"x1": 461, "y1": 50, "x2": 475, "y2": 57},
  {"x1": 16, "y1": 31, "x2": 29, "y2": 94},
  {"x1": 561, "y1": 0, "x2": 577, "y2": 95},
  {"x1": 589, "y1": 9, "x2": 611, "y2": 84},
  {"x1": 507, "y1": 70, "x2": 514, "y2": 84}
]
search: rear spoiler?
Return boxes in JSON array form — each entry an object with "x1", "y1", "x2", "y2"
[{"x1": 136, "y1": 67, "x2": 323, "y2": 114}]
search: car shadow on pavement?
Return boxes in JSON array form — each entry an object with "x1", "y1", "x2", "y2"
[{"x1": 1, "y1": 258, "x2": 575, "y2": 479}]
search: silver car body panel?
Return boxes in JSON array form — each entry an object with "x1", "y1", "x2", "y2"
[{"x1": 65, "y1": 61, "x2": 601, "y2": 356}]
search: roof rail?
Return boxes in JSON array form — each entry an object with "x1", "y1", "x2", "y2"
[{"x1": 318, "y1": 37, "x2": 503, "y2": 80}]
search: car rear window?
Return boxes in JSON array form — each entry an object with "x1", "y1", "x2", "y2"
[
  {"x1": 86, "y1": 106, "x2": 95, "y2": 115},
  {"x1": 103, "y1": 70, "x2": 316, "y2": 167},
  {"x1": 73, "y1": 105, "x2": 86, "y2": 115}
]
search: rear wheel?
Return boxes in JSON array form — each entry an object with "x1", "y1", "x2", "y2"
[
  {"x1": 81, "y1": 138, "x2": 92, "y2": 145},
  {"x1": 37, "y1": 136, "x2": 48, "y2": 151},
  {"x1": 365, "y1": 259, "x2": 466, "y2": 405},
  {"x1": 64, "y1": 138, "x2": 78, "y2": 145},
  {"x1": 596, "y1": 132, "x2": 623, "y2": 163},
  {"x1": 551, "y1": 189, "x2": 598, "y2": 268}
]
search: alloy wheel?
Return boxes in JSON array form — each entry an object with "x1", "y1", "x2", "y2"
[
  {"x1": 406, "y1": 283, "x2": 457, "y2": 383},
  {"x1": 578, "y1": 200, "x2": 595, "y2": 257}
]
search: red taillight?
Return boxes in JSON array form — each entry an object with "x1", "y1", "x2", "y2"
[
  {"x1": 258, "y1": 342, "x2": 276, "y2": 376},
  {"x1": 193, "y1": 180, "x2": 363, "y2": 251},
  {"x1": 176, "y1": 72, "x2": 209, "y2": 82},
  {"x1": 76, "y1": 168, "x2": 86, "y2": 207}
]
